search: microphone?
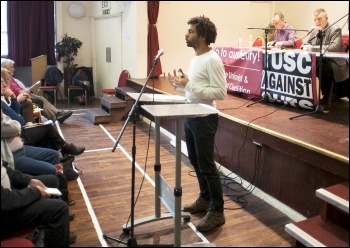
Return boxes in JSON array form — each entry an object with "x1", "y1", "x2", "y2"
[
  {"x1": 153, "y1": 49, "x2": 164, "y2": 61},
  {"x1": 306, "y1": 26, "x2": 315, "y2": 36}
]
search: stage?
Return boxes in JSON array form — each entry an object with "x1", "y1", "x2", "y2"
[{"x1": 126, "y1": 77, "x2": 349, "y2": 217}]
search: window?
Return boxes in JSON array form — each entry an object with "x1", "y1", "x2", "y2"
[{"x1": 1, "y1": 1, "x2": 8, "y2": 56}]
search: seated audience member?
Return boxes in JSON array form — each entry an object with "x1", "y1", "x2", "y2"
[
  {"x1": 1, "y1": 59, "x2": 73, "y2": 124},
  {"x1": 1, "y1": 69, "x2": 34, "y2": 125},
  {"x1": 2, "y1": 111, "x2": 76, "y2": 204},
  {"x1": 1, "y1": 111, "x2": 81, "y2": 180},
  {"x1": 304, "y1": 8, "x2": 349, "y2": 104},
  {"x1": 1, "y1": 111, "x2": 60, "y2": 176},
  {"x1": 267, "y1": 12, "x2": 296, "y2": 49},
  {"x1": 1, "y1": 76, "x2": 85, "y2": 157},
  {"x1": 1, "y1": 159, "x2": 76, "y2": 246}
]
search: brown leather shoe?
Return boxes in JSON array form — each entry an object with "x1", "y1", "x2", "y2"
[
  {"x1": 196, "y1": 210, "x2": 225, "y2": 232},
  {"x1": 183, "y1": 196, "x2": 210, "y2": 214}
]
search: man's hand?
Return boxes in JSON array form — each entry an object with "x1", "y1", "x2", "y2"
[
  {"x1": 36, "y1": 185, "x2": 51, "y2": 199},
  {"x1": 29, "y1": 179, "x2": 50, "y2": 199},
  {"x1": 168, "y1": 69, "x2": 188, "y2": 89},
  {"x1": 29, "y1": 178, "x2": 47, "y2": 188},
  {"x1": 274, "y1": 41, "x2": 284, "y2": 49}
]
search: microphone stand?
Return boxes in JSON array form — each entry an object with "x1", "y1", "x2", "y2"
[
  {"x1": 103, "y1": 55, "x2": 162, "y2": 247},
  {"x1": 289, "y1": 13, "x2": 349, "y2": 121}
]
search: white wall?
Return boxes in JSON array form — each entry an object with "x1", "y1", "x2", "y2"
[
  {"x1": 56, "y1": 1, "x2": 92, "y2": 70},
  {"x1": 55, "y1": 1, "x2": 349, "y2": 97},
  {"x1": 157, "y1": 1, "x2": 273, "y2": 77}
]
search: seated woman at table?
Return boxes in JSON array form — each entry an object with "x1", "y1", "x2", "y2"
[{"x1": 267, "y1": 12, "x2": 296, "y2": 49}]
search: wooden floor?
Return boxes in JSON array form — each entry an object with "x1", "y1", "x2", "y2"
[{"x1": 52, "y1": 96, "x2": 314, "y2": 247}]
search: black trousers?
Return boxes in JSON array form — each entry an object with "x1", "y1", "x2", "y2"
[
  {"x1": 1, "y1": 174, "x2": 70, "y2": 247},
  {"x1": 21, "y1": 124, "x2": 66, "y2": 151},
  {"x1": 316, "y1": 59, "x2": 334, "y2": 99}
]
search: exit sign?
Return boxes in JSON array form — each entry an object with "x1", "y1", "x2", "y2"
[{"x1": 102, "y1": 1, "x2": 111, "y2": 15}]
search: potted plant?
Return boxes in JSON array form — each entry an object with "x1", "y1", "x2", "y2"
[
  {"x1": 55, "y1": 33, "x2": 83, "y2": 96},
  {"x1": 267, "y1": 23, "x2": 275, "y2": 42},
  {"x1": 55, "y1": 33, "x2": 83, "y2": 71}
]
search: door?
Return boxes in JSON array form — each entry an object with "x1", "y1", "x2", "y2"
[{"x1": 95, "y1": 16, "x2": 122, "y2": 98}]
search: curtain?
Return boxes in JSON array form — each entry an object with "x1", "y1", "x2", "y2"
[
  {"x1": 147, "y1": 1, "x2": 162, "y2": 77},
  {"x1": 7, "y1": 1, "x2": 55, "y2": 66}
]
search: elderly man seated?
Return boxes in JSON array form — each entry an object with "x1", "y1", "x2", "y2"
[{"x1": 1, "y1": 58, "x2": 73, "y2": 123}]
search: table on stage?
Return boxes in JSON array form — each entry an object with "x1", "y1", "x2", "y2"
[{"x1": 212, "y1": 46, "x2": 348, "y2": 110}]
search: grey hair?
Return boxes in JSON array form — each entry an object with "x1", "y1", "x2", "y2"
[
  {"x1": 313, "y1": 8, "x2": 327, "y2": 18},
  {"x1": 1, "y1": 58, "x2": 15, "y2": 67}
]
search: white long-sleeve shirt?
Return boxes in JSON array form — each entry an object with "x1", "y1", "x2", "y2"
[{"x1": 184, "y1": 50, "x2": 227, "y2": 108}]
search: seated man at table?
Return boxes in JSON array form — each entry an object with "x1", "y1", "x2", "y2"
[
  {"x1": 267, "y1": 12, "x2": 296, "y2": 49},
  {"x1": 304, "y1": 8, "x2": 349, "y2": 104}
]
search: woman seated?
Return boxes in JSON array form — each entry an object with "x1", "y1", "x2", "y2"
[
  {"x1": 1, "y1": 111, "x2": 60, "y2": 176},
  {"x1": 1, "y1": 68, "x2": 35, "y2": 125},
  {"x1": 1, "y1": 76, "x2": 85, "y2": 157},
  {"x1": 1, "y1": 59, "x2": 73, "y2": 123}
]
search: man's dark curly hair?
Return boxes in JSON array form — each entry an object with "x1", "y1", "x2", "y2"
[{"x1": 187, "y1": 15, "x2": 217, "y2": 45}]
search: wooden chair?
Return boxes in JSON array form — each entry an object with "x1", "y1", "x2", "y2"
[
  {"x1": 68, "y1": 85, "x2": 88, "y2": 107},
  {"x1": 295, "y1": 37, "x2": 303, "y2": 49},
  {"x1": 67, "y1": 67, "x2": 93, "y2": 107},
  {"x1": 253, "y1": 37, "x2": 265, "y2": 47},
  {"x1": 38, "y1": 67, "x2": 64, "y2": 106},
  {"x1": 100, "y1": 88, "x2": 115, "y2": 96},
  {"x1": 38, "y1": 82, "x2": 63, "y2": 106},
  {"x1": 101, "y1": 70, "x2": 130, "y2": 97}
]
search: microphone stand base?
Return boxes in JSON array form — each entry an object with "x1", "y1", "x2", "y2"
[{"x1": 103, "y1": 234, "x2": 128, "y2": 246}]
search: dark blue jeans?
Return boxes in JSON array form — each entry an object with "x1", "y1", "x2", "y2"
[
  {"x1": 13, "y1": 145, "x2": 60, "y2": 176},
  {"x1": 184, "y1": 114, "x2": 224, "y2": 212}
]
